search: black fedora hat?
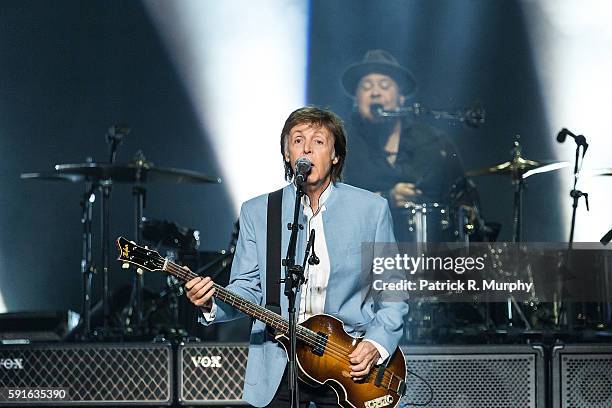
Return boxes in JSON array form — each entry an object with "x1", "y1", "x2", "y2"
[{"x1": 342, "y1": 49, "x2": 416, "y2": 96}]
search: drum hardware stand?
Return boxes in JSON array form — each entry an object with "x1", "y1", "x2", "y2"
[
  {"x1": 466, "y1": 136, "x2": 570, "y2": 332},
  {"x1": 129, "y1": 150, "x2": 148, "y2": 336},
  {"x1": 20, "y1": 131, "x2": 221, "y2": 340},
  {"x1": 505, "y1": 137, "x2": 532, "y2": 330},
  {"x1": 99, "y1": 177, "x2": 113, "y2": 336},
  {"x1": 79, "y1": 157, "x2": 97, "y2": 340},
  {"x1": 99, "y1": 125, "x2": 129, "y2": 337}
]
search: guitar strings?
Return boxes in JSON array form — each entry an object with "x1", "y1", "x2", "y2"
[
  {"x1": 160, "y1": 260, "x2": 397, "y2": 387},
  {"x1": 162, "y1": 260, "x2": 397, "y2": 387}
]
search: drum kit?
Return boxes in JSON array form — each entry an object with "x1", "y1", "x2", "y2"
[
  {"x1": 402, "y1": 135, "x2": 612, "y2": 342},
  {"x1": 20, "y1": 126, "x2": 611, "y2": 343},
  {"x1": 21, "y1": 128, "x2": 229, "y2": 340}
]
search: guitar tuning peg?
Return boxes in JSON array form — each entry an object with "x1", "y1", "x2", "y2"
[
  {"x1": 130, "y1": 240, "x2": 136, "y2": 244},
  {"x1": 122, "y1": 263, "x2": 130, "y2": 269},
  {"x1": 137, "y1": 268, "x2": 144, "y2": 275},
  {"x1": 144, "y1": 245, "x2": 149, "y2": 249}
]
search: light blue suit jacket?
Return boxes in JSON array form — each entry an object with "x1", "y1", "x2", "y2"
[{"x1": 203, "y1": 182, "x2": 407, "y2": 407}]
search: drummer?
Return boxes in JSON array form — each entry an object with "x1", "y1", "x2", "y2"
[{"x1": 341, "y1": 49, "x2": 469, "y2": 241}]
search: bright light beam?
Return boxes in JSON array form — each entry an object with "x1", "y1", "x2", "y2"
[
  {"x1": 523, "y1": 0, "x2": 612, "y2": 241},
  {"x1": 144, "y1": 0, "x2": 309, "y2": 214}
]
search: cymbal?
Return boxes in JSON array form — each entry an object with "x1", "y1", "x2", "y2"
[
  {"x1": 21, "y1": 172, "x2": 86, "y2": 183},
  {"x1": 578, "y1": 168, "x2": 612, "y2": 177},
  {"x1": 466, "y1": 158, "x2": 568, "y2": 179},
  {"x1": 22, "y1": 163, "x2": 221, "y2": 184}
]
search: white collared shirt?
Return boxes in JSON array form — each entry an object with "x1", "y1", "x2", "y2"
[{"x1": 298, "y1": 182, "x2": 332, "y2": 323}]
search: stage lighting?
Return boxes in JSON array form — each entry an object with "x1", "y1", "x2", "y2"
[
  {"x1": 523, "y1": 0, "x2": 612, "y2": 241},
  {"x1": 144, "y1": 0, "x2": 309, "y2": 214}
]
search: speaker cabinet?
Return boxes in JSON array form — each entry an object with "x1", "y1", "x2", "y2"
[
  {"x1": 552, "y1": 344, "x2": 612, "y2": 408},
  {"x1": 0, "y1": 342, "x2": 172, "y2": 406},
  {"x1": 178, "y1": 342, "x2": 248, "y2": 405},
  {"x1": 400, "y1": 345, "x2": 545, "y2": 408}
]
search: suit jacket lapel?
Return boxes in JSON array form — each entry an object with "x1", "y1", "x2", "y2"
[{"x1": 322, "y1": 186, "x2": 341, "y2": 313}]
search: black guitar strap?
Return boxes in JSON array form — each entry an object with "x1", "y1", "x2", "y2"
[{"x1": 265, "y1": 188, "x2": 283, "y2": 315}]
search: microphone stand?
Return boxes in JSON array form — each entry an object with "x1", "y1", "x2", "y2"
[
  {"x1": 280, "y1": 181, "x2": 313, "y2": 408},
  {"x1": 559, "y1": 130, "x2": 589, "y2": 331},
  {"x1": 376, "y1": 101, "x2": 486, "y2": 128},
  {"x1": 568, "y1": 144, "x2": 589, "y2": 249}
]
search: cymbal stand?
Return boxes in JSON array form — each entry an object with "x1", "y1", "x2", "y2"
[
  {"x1": 100, "y1": 178, "x2": 112, "y2": 335},
  {"x1": 131, "y1": 151, "x2": 147, "y2": 335},
  {"x1": 99, "y1": 125, "x2": 128, "y2": 337},
  {"x1": 79, "y1": 158, "x2": 96, "y2": 340},
  {"x1": 507, "y1": 138, "x2": 531, "y2": 329}
]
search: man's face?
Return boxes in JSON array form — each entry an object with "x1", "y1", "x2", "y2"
[
  {"x1": 355, "y1": 73, "x2": 405, "y2": 122},
  {"x1": 284, "y1": 123, "x2": 338, "y2": 188}
]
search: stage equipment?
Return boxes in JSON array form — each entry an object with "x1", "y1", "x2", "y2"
[
  {"x1": 0, "y1": 311, "x2": 79, "y2": 343},
  {"x1": 555, "y1": 127, "x2": 589, "y2": 247},
  {"x1": 177, "y1": 342, "x2": 248, "y2": 405},
  {"x1": 400, "y1": 345, "x2": 545, "y2": 408},
  {"x1": 395, "y1": 202, "x2": 453, "y2": 243},
  {"x1": 117, "y1": 237, "x2": 408, "y2": 408},
  {"x1": 466, "y1": 136, "x2": 569, "y2": 328},
  {"x1": 141, "y1": 218, "x2": 200, "y2": 251},
  {"x1": 0, "y1": 342, "x2": 173, "y2": 405},
  {"x1": 21, "y1": 151, "x2": 220, "y2": 339},
  {"x1": 556, "y1": 127, "x2": 594, "y2": 331},
  {"x1": 601, "y1": 227, "x2": 612, "y2": 246},
  {"x1": 552, "y1": 344, "x2": 612, "y2": 408},
  {"x1": 373, "y1": 101, "x2": 486, "y2": 128}
]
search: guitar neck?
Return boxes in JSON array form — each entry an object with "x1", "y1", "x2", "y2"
[{"x1": 162, "y1": 259, "x2": 289, "y2": 334}]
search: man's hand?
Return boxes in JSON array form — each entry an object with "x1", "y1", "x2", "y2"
[
  {"x1": 349, "y1": 341, "x2": 381, "y2": 381},
  {"x1": 185, "y1": 275, "x2": 215, "y2": 311},
  {"x1": 388, "y1": 182, "x2": 422, "y2": 208}
]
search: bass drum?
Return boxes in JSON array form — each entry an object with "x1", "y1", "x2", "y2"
[{"x1": 392, "y1": 202, "x2": 470, "y2": 243}]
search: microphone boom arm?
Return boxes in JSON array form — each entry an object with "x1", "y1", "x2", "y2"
[{"x1": 377, "y1": 102, "x2": 485, "y2": 128}]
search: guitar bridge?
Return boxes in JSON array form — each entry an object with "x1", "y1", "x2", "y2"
[{"x1": 312, "y1": 331, "x2": 328, "y2": 356}]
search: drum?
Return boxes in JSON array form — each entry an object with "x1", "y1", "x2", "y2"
[{"x1": 393, "y1": 202, "x2": 467, "y2": 243}]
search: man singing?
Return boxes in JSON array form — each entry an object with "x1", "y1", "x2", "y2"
[
  {"x1": 186, "y1": 106, "x2": 407, "y2": 407},
  {"x1": 342, "y1": 49, "x2": 468, "y2": 242}
]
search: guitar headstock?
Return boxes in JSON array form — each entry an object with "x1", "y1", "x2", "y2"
[{"x1": 116, "y1": 236, "x2": 165, "y2": 272}]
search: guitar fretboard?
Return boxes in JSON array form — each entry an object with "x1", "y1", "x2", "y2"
[{"x1": 162, "y1": 258, "x2": 314, "y2": 340}]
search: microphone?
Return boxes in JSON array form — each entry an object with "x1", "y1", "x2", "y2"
[
  {"x1": 107, "y1": 124, "x2": 130, "y2": 145},
  {"x1": 307, "y1": 229, "x2": 320, "y2": 265},
  {"x1": 556, "y1": 128, "x2": 589, "y2": 155},
  {"x1": 556, "y1": 128, "x2": 571, "y2": 143},
  {"x1": 370, "y1": 103, "x2": 385, "y2": 118},
  {"x1": 294, "y1": 157, "x2": 312, "y2": 185},
  {"x1": 601, "y1": 227, "x2": 612, "y2": 246},
  {"x1": 106, "y1": 124, "x2": 130, "y2": 164}
]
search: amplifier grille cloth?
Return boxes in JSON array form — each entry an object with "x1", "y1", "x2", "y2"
[
  {"x1": 0, "y1": 344, "x2": 171, "y2": 403},
  {"x1": 401, "y1": 354, "x2": 536, "y2": 408},
  {"x1": 180, "y1": 344, "x2": 248, "y2": 403},
  {"x1": 562, "y1": 354, "x2": 612, "y2": 408}
]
